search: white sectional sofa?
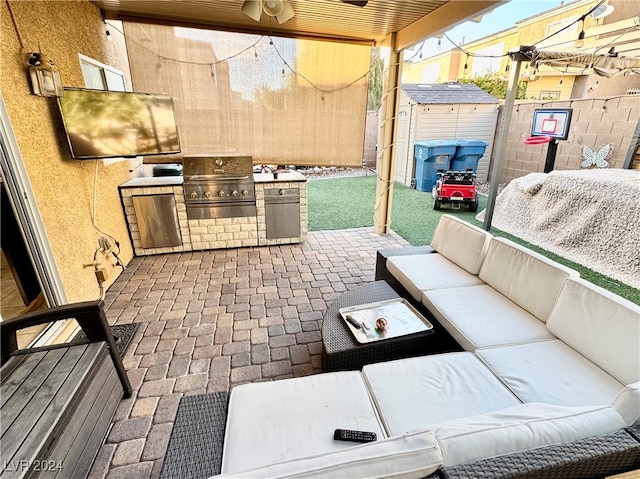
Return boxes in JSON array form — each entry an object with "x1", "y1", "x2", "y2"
[{"x1": 211, "y1": 215, "x2": 640, "y2": 478}]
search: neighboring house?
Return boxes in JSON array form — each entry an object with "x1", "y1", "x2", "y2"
[
  {"x1": 394, "y1": 83, "x2": 500, "y2": 186},
  {"x1": 403, "y1": 0, "x2": 640, "y2": 100}
]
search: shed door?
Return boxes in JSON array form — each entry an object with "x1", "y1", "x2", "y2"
[{"x1": 414, "y1": 104, "x2": 499, "y2": 182}]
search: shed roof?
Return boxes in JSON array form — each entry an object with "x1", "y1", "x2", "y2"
[{"x1": 402, "y1": 83, "x2": 500, "y2": 104}]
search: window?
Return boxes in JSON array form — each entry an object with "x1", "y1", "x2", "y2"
[
  {"x1": 79, "y1": 54, "x2": 126, "y2": 91},
  {"x1": 79, "y1": 55, "x2": 129, "y2": 164},
  {"x1": 540, "y1": 90, "x2": 561, "y2": 100},
  {"x1": 537, "y1": 16, "x2": 580, "y2": 49}
]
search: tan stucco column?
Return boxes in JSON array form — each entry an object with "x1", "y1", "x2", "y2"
[{"x1": 374, "y1": 34, "x2": 402, "y2": 235}]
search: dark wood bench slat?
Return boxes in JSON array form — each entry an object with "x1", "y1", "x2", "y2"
[
  {"x1": 59, "y1": 369, "x2": 123, "y2": 479},
  {"x1": 0, "y1": 351, "x2": 47, "y2": 408},
  {"x1": 49, "y1": 359, "x2": 121, "y2": 479},
  {"x1": 0, "y1": 348, "x2": 70, "y2": 443},
  {"x1": 1, "y1": 343, "x2": 103, "y2": 474}
]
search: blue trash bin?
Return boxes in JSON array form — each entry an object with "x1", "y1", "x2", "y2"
[
  {"x1": 450, "y1": 140, "x2": 487, "y2": 173},
  {"x1": 413, "y1": 140, "x2": 458, "y2": 192}
]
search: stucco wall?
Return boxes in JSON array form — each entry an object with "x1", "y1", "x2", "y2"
[
  {"x1": 497, "y1": 95, "x2": 640, "y2": 183},
  {"x1": 1, "y1": 0, "x2": 135, "y2": 302}
]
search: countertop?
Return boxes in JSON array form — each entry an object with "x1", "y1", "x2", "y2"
[
  {"x1": 120, "y1": 176, "x2": 183, "y2": 188},
  {"x1": 253, "y1": 171, "x2": 307, "y2": 183},
  {"x1": 120, "y1": 171, "x2": 307, "y2": 188}
]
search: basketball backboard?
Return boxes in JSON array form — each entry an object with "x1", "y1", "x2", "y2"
[{"x1": 531, "y1": 108, "x2": 573, "y2": 140}]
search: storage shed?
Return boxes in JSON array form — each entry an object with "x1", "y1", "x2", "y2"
[{"x1": 395, "y1": 83, "x2": 500, "y2": 185}]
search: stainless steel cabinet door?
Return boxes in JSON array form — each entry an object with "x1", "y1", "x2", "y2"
[{"x1": 132, "y1": 195, "x2": 182, "y2": 248}]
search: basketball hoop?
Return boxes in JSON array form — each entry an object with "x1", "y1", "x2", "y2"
[{"x1": 524, "y1": 136, "x2": 553, "y2": 145}]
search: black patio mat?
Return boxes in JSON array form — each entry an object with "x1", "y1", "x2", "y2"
[
  {"x1": 72, "y1": 323, "x2": 139, "y2": 358},
  {"x1": 160, "y1": 391, "x2": 228, "y2": 479}
]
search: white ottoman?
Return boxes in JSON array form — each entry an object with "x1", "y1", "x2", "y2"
[{"x1": 221, "y1": 371, "x2": 386, "y2": 473}]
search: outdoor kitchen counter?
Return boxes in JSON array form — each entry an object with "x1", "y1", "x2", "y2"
[
  {"x1": 119, "y1": 172, "x2": 307, "y2": 255},
  {"x1": 119, "y1": 176, "x2": 183, "y2": 188},
  {"x1": 253, "y1": 171, "x2": 308, "y2": 183},
  {"x1": 254, "y1": 172, "x2": 308, "y2": 246}
]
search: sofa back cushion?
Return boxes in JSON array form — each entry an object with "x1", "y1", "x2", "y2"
[
  {"x1": 613, "y1": 382, "x2": 640, "y2": 426},
  {"x1": 547, "y1": 277, "x2": 640, "y2": 386},
  {"x1": 478, "y1": 238, "x2": 578, "y2": 322},
  {"x1": 431, "y1": 215, "x2": 492, "y2": 275},
  {"x1": 431, "y1": 403, "x2": 626, "y2": 467}
]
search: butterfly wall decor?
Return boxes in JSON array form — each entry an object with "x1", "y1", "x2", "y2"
[{"x1": 580, "y1": 144, "x2": 613, "y2": 169}]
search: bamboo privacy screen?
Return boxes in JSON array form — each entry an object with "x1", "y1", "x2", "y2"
[{"x1": 124, "y1": 22, "x2": 370, "y2": 167}]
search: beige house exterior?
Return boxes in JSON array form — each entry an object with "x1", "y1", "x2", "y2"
[{"x1": 403, "y1": 0, "x2": 640, "y2": 100}]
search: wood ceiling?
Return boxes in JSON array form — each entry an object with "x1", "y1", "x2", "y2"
[{"x1": 92, "y1": 0, "x2": 506, "y2": 49}]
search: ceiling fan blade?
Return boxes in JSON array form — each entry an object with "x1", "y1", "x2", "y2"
[{"x1": 340, "y1": 0, "x2": 368, "y2": 6}]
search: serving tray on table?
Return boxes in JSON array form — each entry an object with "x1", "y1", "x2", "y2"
[{"x1": 339, "y1": 298, "x2": 433, "y2": 344}]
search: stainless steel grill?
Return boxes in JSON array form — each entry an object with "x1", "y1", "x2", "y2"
[{"x1": 182, "y1": 154, "x2": 256, "y2": 220}]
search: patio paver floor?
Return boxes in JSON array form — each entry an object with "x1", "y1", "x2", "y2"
[{"x1": 89, "y1": 227, "x2": 409, "y2": 479}]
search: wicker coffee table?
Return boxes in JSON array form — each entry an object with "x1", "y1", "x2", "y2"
[{"x1": 322, "y1": 281, "x2": 440, "y2": 372}]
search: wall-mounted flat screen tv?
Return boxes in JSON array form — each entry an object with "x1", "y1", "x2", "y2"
[{"x1": 58, "y1": 88, "x2": 181, "y2": 159}]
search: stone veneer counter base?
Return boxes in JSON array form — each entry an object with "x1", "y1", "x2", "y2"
[{"x1": 119, "y1": 173, "x2": 307, "y2": 256}]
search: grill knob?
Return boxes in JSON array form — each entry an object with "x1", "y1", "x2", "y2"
[
  {"x1": 279, "y1": 189, "x2": 285, "y2": 195},
  {"x1": 215, "y1": 159, "x2": 223, "y2": 166},
  {"x1": 218, "y1": 191, "x2": 226, "y2": 197},
  {"x1": 241, "y1": 190, "x2": 249, "y2": 196},
  {"x1": 204, "y1": 191, "x2": 211, "y2": 198},
  {"x1": 231, "y1": 190, "x2": 239, "y2": 197},
  {"x1": 189, "y1": 191, "x2": 197, "y2": 198}
]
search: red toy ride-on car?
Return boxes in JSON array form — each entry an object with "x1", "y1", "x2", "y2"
[{"x1": 432, "y1": 169, "x2": 479, "y2": 212}]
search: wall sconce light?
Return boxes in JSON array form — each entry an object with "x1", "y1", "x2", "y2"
[{"x1": 27, "y1": 52, "x2": 64, "y2": 97}]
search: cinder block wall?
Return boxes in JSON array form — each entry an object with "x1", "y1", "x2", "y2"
[{"x1": 496, "y1": 95, "x2": 640, "y2": 184}]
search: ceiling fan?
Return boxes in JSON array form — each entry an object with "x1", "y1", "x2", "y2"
[
  {"x1": 241, "y1": 0, "x2": 368, "y2": 25},
  {"x1": 340, "y1": 0, "x2": 368, "y2": 6},
  {"x1": 241, "y1": 0, "x2": 295, "y2": 24}
]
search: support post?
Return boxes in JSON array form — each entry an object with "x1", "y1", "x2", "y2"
[
  {"x1": 544, "y1": 140, "x2": 559, "y2": 173},
  {"x1": 483, "y1": 55, "x2": 522, "y2": 231},
  {"x1": 374, "y1": 34, "x2": 402, "y2": 235}
]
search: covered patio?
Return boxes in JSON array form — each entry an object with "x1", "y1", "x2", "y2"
[
  {"x1": 3, "y1": 1, "x2": 639, "y2": 478},
  {"x1": 91, "y1": 227, "x2": 409, "y2": 477}
]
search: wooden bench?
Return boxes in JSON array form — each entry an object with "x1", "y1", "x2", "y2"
[{"x1": 1, "y1": 301, "x2": 132, "y2": 478}]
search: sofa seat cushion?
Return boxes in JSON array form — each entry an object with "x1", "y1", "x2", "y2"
[
  {"x1": 362, "y1": 352, "x2": 520, "y2": 436},
  {"x1": 211, "y1": 429, "x2": 443, "y2": 479},
  {"x1": 387, "y1": 253, "x2": 485, "y2": 301},
  {"x1": 546, "y1": 277, "x2": 640, "y2": 386},
  {"x1": 476, "y1": 340, "x2": 625, "y2": 408},
  {"x1": 221, "y1": 372, "x2": 385, "y2": 474},
  {"x1": 431, "y1": 403, "x2": 627, "y2": 467},
  {"x1": 422, "y1": 285, "x2": 555, "y2": 351},
  {"x1": 478, "y1": 238, "x2": 578, "y2": 322}
]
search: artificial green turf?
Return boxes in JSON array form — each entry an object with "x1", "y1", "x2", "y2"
[{"x1": 307, "y1": 175, "x2": 640, "y2": 305}]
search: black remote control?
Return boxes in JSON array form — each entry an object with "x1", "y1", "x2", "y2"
[
  {"x1": 333, "y1": 429, "x2": 377, "y2": 443},
  {"x1": 344, "y1": 314, "x2": 362, "y2": 329}
]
